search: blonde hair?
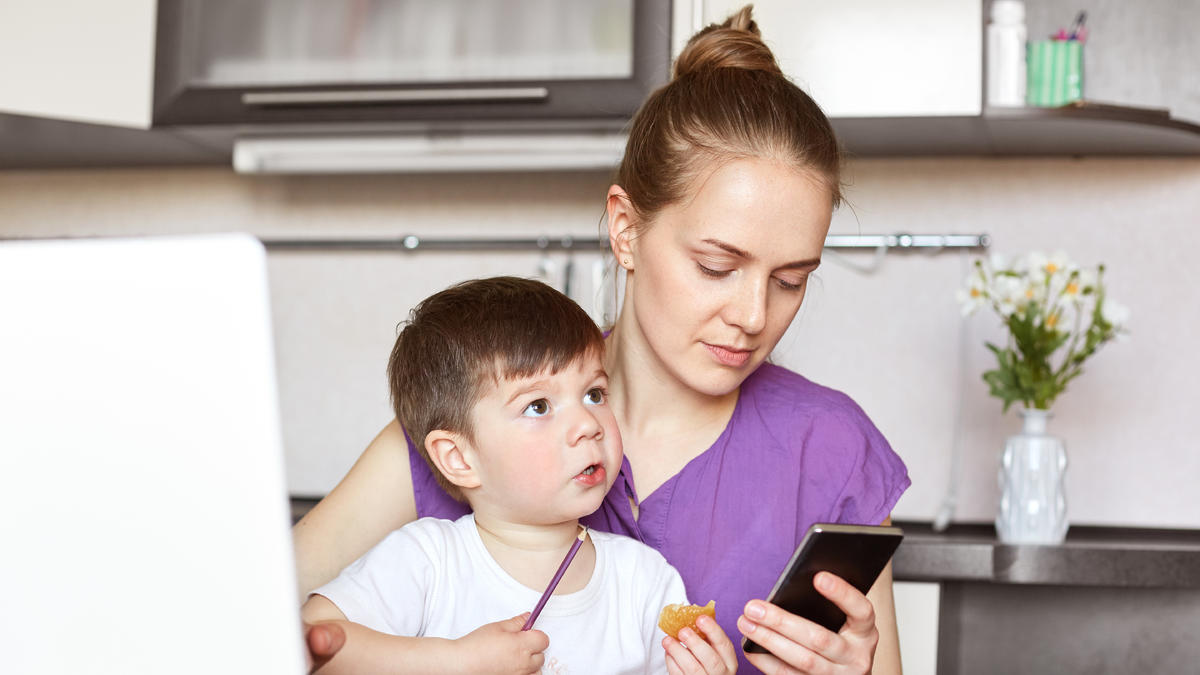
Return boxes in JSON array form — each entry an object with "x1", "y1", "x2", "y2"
[{"x1": 616, "y1": 4, "x2": 842, "y2": 224}]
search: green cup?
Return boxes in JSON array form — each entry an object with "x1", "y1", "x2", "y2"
[{"x1": 1026, "y1": 40, "x2": 1083, "y2": 107}]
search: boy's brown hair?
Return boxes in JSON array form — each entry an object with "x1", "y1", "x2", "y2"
[{"x1": 388, "y1": 276, "x2": 604, "y2": 501}]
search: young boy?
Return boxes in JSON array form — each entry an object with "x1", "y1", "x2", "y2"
[{"x1": 302, "y1": 277, "x2": 736, "y2": 674}]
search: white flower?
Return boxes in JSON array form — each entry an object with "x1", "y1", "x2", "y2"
[
  {"x1": 1025, "y1": 250, "x2": 1075, "y2": 286},
  {"x1": 992, "y1": 275, "x2": 1026, "y2": 317},
  {"x1": 1024, "y1": 275, "x2": 1049, "y2": 307},
  {"x1": 1062, "y1": 269, "x2": 1094, "y2": 306},
  {"x1": 957, "y1": 271, "x2": 988, "y2": 316},
  {"x1": 1102, "y1": 298, "x2": 1131, "y2": 330},
  {"x1": 1046, "y1": 250, "x2": 1077, "y2": 277},
  {"x1": 1077, "y1": 268, "x2": 1098, "y2": 290},
  {"x1": 1015, "y1": 251, "x2": 1041, "y2": 276},
  {"x1": 958, "y1": 250, "x2": 1126, "y2": 412}
]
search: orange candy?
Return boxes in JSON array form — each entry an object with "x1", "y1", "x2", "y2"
[{"x1": 657, "y1": 600, "x2": 716, "y2": 640}]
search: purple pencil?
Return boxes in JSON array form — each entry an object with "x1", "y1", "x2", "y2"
[{"x1": 521, "y1": 526, "x2": 589, "y2": 631}]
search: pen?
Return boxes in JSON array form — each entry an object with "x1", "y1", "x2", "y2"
[
  {"x1": 1068, "y1": 11, "x2": 1087, "y2": 41},
  {"x1": 522, "y1": 525, "x2": 588, "y2": 631}
]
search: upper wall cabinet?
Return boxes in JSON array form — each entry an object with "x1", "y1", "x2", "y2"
[
  {"x1": 0, "y1": 0, "x2": 158, "y2": 128},
  {"x1": 0, "y1": 0, "x2": 670, "y2": 131},
  {"x1": 152, "y1": 0, "x2": 668, "y2": 128},
  {"x1": 694, "y1": 0, "x2": 982, "y2": 118}
]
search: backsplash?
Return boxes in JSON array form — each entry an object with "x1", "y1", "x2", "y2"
[{"x1": 2, "y1": 156, "x2": 1197, "y2": 528}]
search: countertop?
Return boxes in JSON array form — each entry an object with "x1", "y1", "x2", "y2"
[
  {"x1": 890, "y1": 520, "x2": 1200, "y2": 588},
  {"x1": 289, "y1": 498, "x2": 1200, "y2": 589}
]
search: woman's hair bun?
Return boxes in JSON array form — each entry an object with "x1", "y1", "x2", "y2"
[{"x1": 673, "y1": 4, "x2": 782, "y2": 78}]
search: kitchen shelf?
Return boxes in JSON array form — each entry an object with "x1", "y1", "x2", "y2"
[
  {"x1": 5, "y1": 102, "x2": 1200, "y2": 170},
  {"x1": 834, "y1": 102, "x2": 1200, "y2": 157}
]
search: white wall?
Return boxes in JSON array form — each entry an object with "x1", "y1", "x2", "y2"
[{"x1": 2, "y1": 157, "x2": 1197, "y2": 528}]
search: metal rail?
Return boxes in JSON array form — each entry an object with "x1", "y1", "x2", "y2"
[{"x1": 263, "y1": 233, "x2": 990, "y2": 252}]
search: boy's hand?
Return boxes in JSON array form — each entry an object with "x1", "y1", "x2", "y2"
[
  {"x1": 454, "y1": 613, "x2": 549, "y2": 674},
  {"x1": 662, "y1": 614, "x2": 738, "y2": 674}
]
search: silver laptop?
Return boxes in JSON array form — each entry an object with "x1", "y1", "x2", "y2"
[{"x1": 0, "y1": 233, "x2": 306, "y2": 674}]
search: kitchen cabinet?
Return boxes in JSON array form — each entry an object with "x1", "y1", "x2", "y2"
[
  {"x1": 0, "y1": 0, "x2": 157, "y2": 128},
  {"x1": 893, "y1": 521, "x2": 1200, "y2": 673},
  {"x1": 0, "y1": 0, "x2": 669, "y2": 130},
  {"x1": 4, "y1": 1, "x2": 1200, "y2": 169},
  {"x1": 684, "y1": 0, "x2": 1200, "y2": 156},
  {"x1": 694, "y1": 0, "x2": 983, "y2": 118},
  {"x1": 152, "y1": 0, "x2": 668, "y2": 127}
]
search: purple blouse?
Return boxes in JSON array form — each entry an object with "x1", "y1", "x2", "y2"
[{"x1": 406, "y1": 363, "x2": 910, "y2": 674}]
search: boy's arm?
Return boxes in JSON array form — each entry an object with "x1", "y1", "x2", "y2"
[
  {"x1": 303, "y1": 594, "x2": 454, "y2": 674},
  {"x1": 293, "y1": 420, "x2": 418, "y2": 598},
  {"x1": 302, "y1": 595, "x2": 549, "y2": 675}
]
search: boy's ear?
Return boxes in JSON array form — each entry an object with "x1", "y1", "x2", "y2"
[
  {"x1": 606, "y1": 184, "x2": 637, "y2": 271},
  {"x1": 424, "y1": 430, "x2": 481, "y2": 491}
]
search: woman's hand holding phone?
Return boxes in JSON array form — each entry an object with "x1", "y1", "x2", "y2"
[
  {"x1": 735, "y1": 523, "x2": 902, "y2": 674},
  {"x1": 737, "y1": 571, "x2": 879, "y2": 674}
]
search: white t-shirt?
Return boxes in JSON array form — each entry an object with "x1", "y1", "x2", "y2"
[{"x1": 313, "y1": 515, "x2": 689, "y2": 675}]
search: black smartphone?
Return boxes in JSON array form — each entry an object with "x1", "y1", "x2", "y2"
[{"x1": 743, "y1": 523, "x2": 904, "y2": 654}]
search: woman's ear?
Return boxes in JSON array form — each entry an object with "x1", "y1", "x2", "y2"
[
  {"x1": 424, "y1": 430, "x2": 481, "y2": 491},
  {"x1": 606, "y1": 184, "x2": 637, "y2": 271}
]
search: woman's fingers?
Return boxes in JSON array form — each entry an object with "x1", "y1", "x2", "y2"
[
  {"x1": 738, "y1": 611, "x2": 831, "y2": 674},
  {"x1": 813, "y1": 572, "x2": 877, "y2": 637},
  {"x1": 737, "y1": 573, "x2": 882, "y2": 674}
]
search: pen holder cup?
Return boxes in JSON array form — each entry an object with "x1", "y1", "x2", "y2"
[{"x1": 1026, "y1": 40, "x2": 1083, "y2": 107}]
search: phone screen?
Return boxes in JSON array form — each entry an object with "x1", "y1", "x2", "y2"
[{"x1": 743, "y1": 523, "x2": 903, "y2": 655}]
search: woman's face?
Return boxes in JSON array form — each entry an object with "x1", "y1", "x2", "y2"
[{"x1": 617, "y1": 158, "x2": 833, "y2": 397}]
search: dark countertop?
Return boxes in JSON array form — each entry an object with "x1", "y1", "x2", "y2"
[
  {"x1": 289, "y1": 498, "x2": 1200, "y2": 589},
  {"x1": 891, "y1": 520, "x2": 1200, "y2": 588},
  {"x1": 291, "y1": 496, "x2": 320, "y2": 525}
]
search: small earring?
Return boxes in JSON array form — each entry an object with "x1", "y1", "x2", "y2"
[{"x1": 623, "y1": 257, "x2": 632, "y2": 268}]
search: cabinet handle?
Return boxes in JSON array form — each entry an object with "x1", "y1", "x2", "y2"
[{"x1": 241, "y1": 87, "x2": 550, "y2": 107}]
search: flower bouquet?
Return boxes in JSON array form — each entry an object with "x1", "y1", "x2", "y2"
[{"x1": 958, "y1": 251, "x2": 1129, "y2": 412}]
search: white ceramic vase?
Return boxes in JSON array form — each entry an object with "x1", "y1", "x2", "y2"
[{"x1": 996, "y1": 408, "x2": 1068, "y2": 544}]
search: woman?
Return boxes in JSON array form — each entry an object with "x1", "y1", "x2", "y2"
[{"x1": 297, "y1": 7, "x2": 909, "y2": 674}]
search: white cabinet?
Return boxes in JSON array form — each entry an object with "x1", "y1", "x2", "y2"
[
  {"x1": 676, "y1": 0, "x2": 982, "y2": 118},
  {"x1": 894, "y1": 581, "x2": 940, "y2": 675},
  {"x1": 0, "y1": 0, "x2": 157, "y2": 128}
]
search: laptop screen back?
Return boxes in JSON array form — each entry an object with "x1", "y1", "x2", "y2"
[{"x1": 0, "y1": 234, "x2": 306, "y2": 674}]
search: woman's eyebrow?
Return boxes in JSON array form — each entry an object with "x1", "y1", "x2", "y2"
[
  {"x1": 780, "y1": 258, "x2": 822, "y2": 271},
  {"x1": 701, "y1": 238, "x2": 821, "y2": 270},
  {"x1": 701, "y1": 238, "x2": 752, "y2": 259}
]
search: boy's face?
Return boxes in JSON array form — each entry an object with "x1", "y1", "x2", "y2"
[{"x1": 465, "y1": 351, "x2": 622, "y2": 524}]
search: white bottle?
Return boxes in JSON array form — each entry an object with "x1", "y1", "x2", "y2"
[{"x1": 987, "y1": 0, "x2": 1027, "y2": 107}]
